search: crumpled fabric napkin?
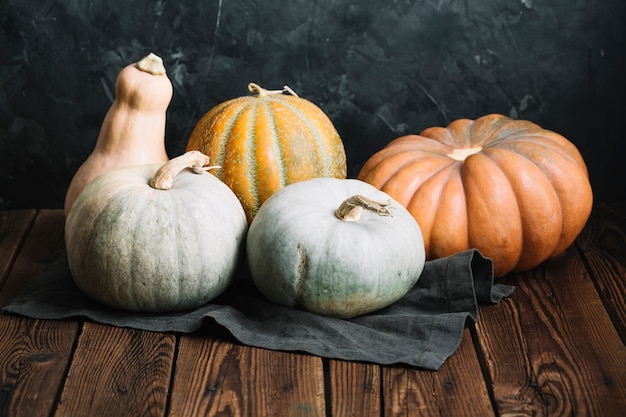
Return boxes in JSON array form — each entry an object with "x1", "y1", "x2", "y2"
[{"x1": 3, "y1": 249, "x2": 513, "y2": 370}]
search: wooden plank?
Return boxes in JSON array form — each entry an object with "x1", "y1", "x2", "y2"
[
  {"x1": 0, "y1": 209, "x2": 80, "y2": 417},
  {"x1": 0, "y1": 315, "x2": 78, "y2": 417},
  {"x1": 475, "y1": 246, "x2": 626, "y2": 416},
  {"x1": 169, "y1": 334, "x2": 326, "y2": 417},
  {"x1": 0, "y1": 209, "x2": 36, "y2": 287},
  {"x1": 0, "y1": 209, "x2": 65, "y2": 308},
  {"x1": 382, "y1": 328, "x2": 495, "y2": 417},
  {"x1": 575, "y1": 202, "x2": 626, "y2": 340},
  {"x1": 54, "y1": 322, "x2": 175, "y2": 417},
  {"x1": 328, "y1": 360, "x2": 380, "y2": 417}
]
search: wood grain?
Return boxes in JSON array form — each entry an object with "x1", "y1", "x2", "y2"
[
  {"x1": 0, "y1": 210, "x2": 36, "y2": 289},
  {"x1": 0, "y1": 209, "x2": 79, "y2": 417},
  {"x1": 475, "y1": 246, "x2": 626, "y2": 417},
  {"x1": 576, "y1": 202, "x2": 626, "y2": 341},
  {"x1": 328, "y1": 360, "x2": 380, "y2": 417},
  {"x1": 0, "y1": 209, "x2": 65, "y2": 307},
  {"x1": 382, "y1": 328, "x2": 495, "y2": 417},
  {"x1": 0, "y1": 315, "x2": 78, "y2": 417},
  {"x1": 55, "y1": 322, "x2": 175, "y2": 417},
  {"x1": 169, "y1": 335, "x2": 326, "y2": 417},
  {"x1": 0, "y1": 203, "x2": 624, "y2": 417}
]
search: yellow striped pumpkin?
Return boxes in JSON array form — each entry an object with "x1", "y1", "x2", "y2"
[{"x1": 186, "y1": 83, "x2": 347, "y2": 222}]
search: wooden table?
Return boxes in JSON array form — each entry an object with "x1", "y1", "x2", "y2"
[{"x1": 1, "y1": 204, "x2": 624, "y2": 417}]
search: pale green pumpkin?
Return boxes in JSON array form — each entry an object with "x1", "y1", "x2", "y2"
[
  {"x1": 65, "y1": 151, "x2": 248, "y2": 312},
  {"x1": 246, "y1": 178, "x2": 426, "y2": 319}
]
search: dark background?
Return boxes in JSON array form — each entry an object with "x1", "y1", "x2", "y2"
[{"x1": 1, "y1": 0, "x2": 624, "y2": 209}]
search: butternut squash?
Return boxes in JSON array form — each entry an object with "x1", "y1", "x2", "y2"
[{"x1": 64, "y1": 52, "x2": 173, "y2": 217}]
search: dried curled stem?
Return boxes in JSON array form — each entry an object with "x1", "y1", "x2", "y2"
[
  {"x1": 335, "y1": 195, "x2": 393, "y2": 222},
  {"x1": 248, "y1": 82, "x2": 299, "y2": 97},
  {"x1": 149, "y1": 151, "x2": 220, "y2": 190}
]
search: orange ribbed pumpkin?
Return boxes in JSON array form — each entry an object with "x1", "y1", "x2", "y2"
[
  {"x1": 186, "y1": 83, "x2": 347, "y2": 222},
  {"x1": 358, "y1": 114, "x2": 593, "y2": 277}
]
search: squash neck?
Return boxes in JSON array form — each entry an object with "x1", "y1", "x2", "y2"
[{"x1": 94, "y1": 104, "x2": 168, "y2": 161}]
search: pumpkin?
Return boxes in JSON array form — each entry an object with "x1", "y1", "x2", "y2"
[
  {"x1": 186, "y1": 83, "x2": 347, "y2": 222},
  {"x1": 64, "y1": 52, "x2": 173, "y2": 217},
  {"x1": 246, "y1": 178, "x2": 426, "y2": 319},
  {"x1": 65, "y1": 151, "x2": 248, "y2": 312},
  {"x1": 358, "y1": 114, "x2": 593, "y2": 277}
]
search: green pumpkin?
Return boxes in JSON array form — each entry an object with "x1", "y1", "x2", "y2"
[
  {"x1": 246, "y1": 178, "x2": 426, "y2": 319},
  {"x1": 65, "y1": 151, "x2": 248, "y2": 312}
]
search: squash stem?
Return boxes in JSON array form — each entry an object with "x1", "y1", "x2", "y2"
[
  {"x1": 335, "y1": 195, "x2": 393, "y2": 222},
  {"x1": 248, "y1": 82, "x2": 299, "y2": 97},
  {"x1": 149, "y1": 151, "x2": 219, "y2": 190},
  {"x1": 447, "y1": 146, "x2": 483, "y2": 161},
  {"x1": 135, "y1": 53, "x2": 167, "y2": 76}
]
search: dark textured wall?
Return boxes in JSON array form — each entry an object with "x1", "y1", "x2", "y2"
[{"x1": 1, "y1": 0, "x2": 624, "y2": 209}]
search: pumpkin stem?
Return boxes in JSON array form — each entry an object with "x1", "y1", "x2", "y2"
[
  {"x1": 149, "y1": 151, "x2": 220, "y2": 190},
  {"x1": 135, "y1": 53, "x2": 167, "y2": 76},
  {"x1": 447, "y1": 146, "x2": 483, "y2": 161},
  {"x1": 248, "y1": 82, "x2": 300, "y2": 98},
  {"x1": 335, "y1": 195, "x2": 393, "y2": 222}
]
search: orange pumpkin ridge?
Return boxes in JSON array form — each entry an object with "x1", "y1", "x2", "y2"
[
  {"x1": 253, "y1": 101, "x2": 287, "y2": 202},
  {"x1": 485, "y1": 146, "x2": 562, "y2": 272}
]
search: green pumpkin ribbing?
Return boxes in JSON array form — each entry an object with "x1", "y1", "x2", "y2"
[
  {"x1": 211, "y1": 99, "x2": 246, "y2": 182},
  {"x1": 272, "y1": 97, "x2": 332, "y2": 176}
]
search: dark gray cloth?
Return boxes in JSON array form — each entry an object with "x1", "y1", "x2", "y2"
[{"x1": 3, "y1": 249, "x2": 513, "y2": 370}]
